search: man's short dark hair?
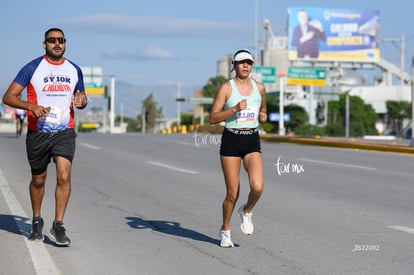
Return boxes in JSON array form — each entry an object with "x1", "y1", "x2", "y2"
[{"x1": 44, "y1": 28, "x2": 65, "y2": 40}]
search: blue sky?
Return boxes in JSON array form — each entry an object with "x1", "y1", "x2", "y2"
[{"x1": 1, "y1": 0, "x2": 413, "y2": 117}]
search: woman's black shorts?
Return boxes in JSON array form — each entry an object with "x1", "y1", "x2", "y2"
[
  {"x1": 220, "y1": 128, "x2": 261, "y2": 158},
  {"x1": 26, "y1": 129, "x2": 77, "y2": 175}
]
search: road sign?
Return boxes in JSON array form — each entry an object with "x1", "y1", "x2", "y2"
[
  {"x1": 287, "y1": 67, "x2": 326, "y2": 86},
  {"x1": 269, "y1": 113, "x2": 290, "y2": 122},
  {"x1": 81, "y1": 67, "x2": 105, "y2": 97},
  {"x1": 251, "y1": 66, "x2": 276, "y2": 83},
  {"x1": 176, "y1": 97, "x2": 214, "y2": 104},
  {"x1": 84, "y1": 83, "x2": 105, "y2": 97},
  {"x1": 189, "y1": 97, "x2": 214, "y2": 104},
  {"x1": 82, "y1": 66, "x2": 105, "y2": 97}
]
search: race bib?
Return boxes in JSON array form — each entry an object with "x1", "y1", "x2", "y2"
[
  {"x1": 236, "y1": 106, "x2": 259, "y2": 124},
  {"x1": 43, "y1": 106, "x2": 64, "y2": 124}
]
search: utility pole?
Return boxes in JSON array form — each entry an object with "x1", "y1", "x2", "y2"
[
  {"x1": 345, "y1": 92, "x2": 350, "y2": 139},
  {"x1": 142, "y1": 106, "x2": 146, "y2": 133},
  {"x1": 384, "y1": 35, "x2": 413, "y2": 143},
  {"x1": 383, "y1": 35, "x2": 405, "y2": 99},
  {"x1": 176, "y1": 82, "x2": 181, "y2": 127},
  {"x1": 254, "y1": 0, "x2": 259, "y2": 62},
  {"x1": 110, "y1": 75, "x2": 115, "y2": 133},
  {"x1": 410, "y1": 56, "x2": 414, "y2": 146},
  {"x1": 278, "y1": 71, "x2": 286, "y2": 135},
  {"x1": 400, "y1": 34, "x2": 405, "y2": 100}
]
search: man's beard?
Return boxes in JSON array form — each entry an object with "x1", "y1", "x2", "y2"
[{"x1": 46, "y1": 47, "x2": 65, "y2": 61}]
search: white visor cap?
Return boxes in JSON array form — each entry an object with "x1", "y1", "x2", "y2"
[{"x1": 233, "y1": 51, "x2": 254, "y2": 63}]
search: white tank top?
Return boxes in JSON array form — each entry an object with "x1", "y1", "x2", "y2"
[{"x1": 224, "y1": 79, "x2": 262, "y2": 129}]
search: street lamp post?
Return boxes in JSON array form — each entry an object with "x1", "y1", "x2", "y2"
[
  {"x1": 176, "y1": 82, "x2": 181, "y2": 127},
  {"x1": 254, "y1": 0, "x2": 259, "y2": 62},
  {"x1": 278, "y1": 72, "x2": 286, "y2": 135},
  {"x1": 345, "y1": 92, "x2": 350, "y2": 139},
  {"x1": 109, "y1": 75, "x2": 115, "y2": 134}
]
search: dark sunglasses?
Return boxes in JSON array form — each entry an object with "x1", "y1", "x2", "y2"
[{"x1": 45, "y1": 37, "x2": 66, "y2": 44}]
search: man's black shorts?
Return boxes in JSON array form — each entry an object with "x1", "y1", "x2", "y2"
[
  {"x1": 26, "y1": 129, "x2": 77, "y2": 175},
  {"x1": 220, "y1": 128, "x2": 261, "y2": 158}
]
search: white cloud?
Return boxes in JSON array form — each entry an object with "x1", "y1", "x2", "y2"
[
  {"x1": 142, "y1": 44, "x2": 173, "y2": 59},
  {"x1": 52, "y1": 14, "x2": 250, "y2": 37},
  {"x1": 101, "y1": 44, "x2": 175, "y2": 61}
]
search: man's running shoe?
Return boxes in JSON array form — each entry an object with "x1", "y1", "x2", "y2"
[
  {"x1": 49, "y1": 221, "x2": 71, "y2": 246},
  {"x1": 29, "y1": 217, "x2": 44, "y2": 241},
  {"x1": 219, "y1": 230, "x2": 235, "y2": 248},
  {"x1": 238, "y1": 204, "x2": 254, "y2": 235}
]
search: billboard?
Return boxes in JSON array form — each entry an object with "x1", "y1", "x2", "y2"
[{"x1": 288, "y1": 7, "x2": 380, "y2": 62}]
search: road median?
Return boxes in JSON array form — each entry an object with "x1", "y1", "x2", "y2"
[{"x1": 260, "y1": 134, "x2": 414, "y2": 154}]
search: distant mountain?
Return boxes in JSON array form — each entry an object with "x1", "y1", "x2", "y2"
[{"x1": 86, "y1": 81, "x2": 202, "y2": 119}]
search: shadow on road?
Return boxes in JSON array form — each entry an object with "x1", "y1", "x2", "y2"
[
  {"x1": 0, "y1": 133, "x2": 22, "y2": 139},
  {"x1": 126, "y1": 216, "x2": 219, "y2": 246},
  {"x1": 0, "y1": 214, "x2": 68, "y2": 247},
  {"x1": 0, "y1": 214, "x2": 30, "y2": 237}
]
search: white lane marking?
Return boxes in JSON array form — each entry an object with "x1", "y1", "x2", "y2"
[
  {"x1": 298, "y1": 158, "x2": 377, "y2": 170},
  {"x1": 175, "y1": 141, "x2": 194, "y2": 147},
  {"x1": 147, "y1": 161, "x2": 199, "y2": 174},
  {"x1": 388, "y1": 226, "x2": 414, "y2": 234},
  {"x1": 80, "y1": 143, "x2": 100, "y2": 150},
  {"x1": 0, "y1": 169, "x2": 61, "y2": 275}
]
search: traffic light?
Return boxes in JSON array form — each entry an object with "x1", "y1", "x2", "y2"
[{"x1": 104, "y1": 85, "x2": 109, "y2": 98}]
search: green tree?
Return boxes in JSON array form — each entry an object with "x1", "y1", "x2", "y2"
[
  {"x1": 344, "y1": 94, "x2": 377, "y2": 136},
  {"x1": 326, "y1": 94, "x2": 377, "y2": 137},
  {"x1": 294, "y1": 124, "x2": 325, "y2": 136},
  {"x1": 386, "y1": 100, "x2": 412, "y2": 137},
  {"x1": 180, "y1": 112, "x2": 193, "y2": 126},
  {"x1": 284, "y1": 104, "x2": 308, "y2": 133},
  {"x1": 259, "y1": 92, "x2": 278, "y2": 133},
  {"x1": 127, "y1": 118, "x2": 140, "y2": 132},
  {"x1": 259, "y1": 92, "x2": 308, "y2": 134},
  {"x1": 265, "y1": 91, "x2": 279, "y2": 114},
  {"x1": 202, "y1": 76, "x2": 228, "y2": 113},
  {"x1": 138, "y1": 93, "x2": 163, "y2": 132},
  {"x1": 326, "y1": 100, "x2": 344, "y2": 136},
  {"x1": 115, "y1": 115, "x2": 136, "y2": 132}
]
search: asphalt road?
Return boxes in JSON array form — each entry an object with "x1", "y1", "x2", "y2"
[{"x1": 1, "y1": 132, "x2": 413, "y2": 275}]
